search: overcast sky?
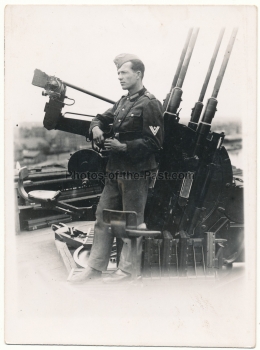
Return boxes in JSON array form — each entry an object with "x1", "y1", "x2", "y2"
[{"x1": 5, "y1": 6, "x2": 256, "y2": 127}]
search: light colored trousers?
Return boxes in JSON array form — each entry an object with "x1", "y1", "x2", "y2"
[{"x1": 87, "y1": 177, "x2": 149, "y2": 274}]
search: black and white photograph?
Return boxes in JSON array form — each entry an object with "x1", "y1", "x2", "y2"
[{"x1": 5, "y1": 4, "x2": 257, "y2": 347}]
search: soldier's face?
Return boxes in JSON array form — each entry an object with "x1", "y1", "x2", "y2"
[{"x1": 117, "y1": 62, "x2": 140, "y2": 91}]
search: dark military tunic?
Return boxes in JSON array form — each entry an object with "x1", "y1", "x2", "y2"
[
  {"x1": 89, "y1": 87, "x2": 164, "y2": 172},
  {"x1": 87, "y1": 87, "x2": 164, "y2": 274}
]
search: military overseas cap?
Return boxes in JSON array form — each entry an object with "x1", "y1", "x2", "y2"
[{"x1": 113, "y1": 53, "x2": 141, "y2": 69}]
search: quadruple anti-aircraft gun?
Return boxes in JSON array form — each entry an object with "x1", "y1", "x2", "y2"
[{"x1": 28, "y1": 28, "x2": 244, "y2": 279}]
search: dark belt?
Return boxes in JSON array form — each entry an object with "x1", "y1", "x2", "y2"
[{"x1": 115, "y1": 132, "x2": 143, "y2": 142}]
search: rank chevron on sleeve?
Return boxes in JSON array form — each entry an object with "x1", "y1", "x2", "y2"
[{"x1": 149, "y1": 126, "x2": 160, "y2": 135}]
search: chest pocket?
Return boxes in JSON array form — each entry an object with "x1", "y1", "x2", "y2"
[{"x1": 128, "y1": 111, "x2": 143, "y2": 131}]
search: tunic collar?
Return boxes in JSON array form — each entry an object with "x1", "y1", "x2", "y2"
[{"x1": 128, "y1": 87, "x2": 147, "y2": 102}]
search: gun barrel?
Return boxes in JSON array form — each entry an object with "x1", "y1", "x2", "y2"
[
  {"x1": 164, "y1": 28, "x2": 199, "y2": 117},
  {"x1": 176, "y1": 28, "x2": 200, "y2": 88},
  {"x1": 188, "y1": 28, "x2": 225, "y2": 131},
  {"x1": 63, "y1": 81, "x2": 115, "y2": 105},
  {"x1": 171, "y1": 28, "x2": 193, "y2": 89},
  {"x1": 163, "y1": 28, "x2": 193, "y2": 111},
  {"x1": 198, "y1": 28, "x2": 225, "y2": 102},
  {"x1": 211, "y1": 27, "x2": 238, "y2": 99},
  {"x1": 192, "y1": 28, "x2": 238, "y2": 157}
]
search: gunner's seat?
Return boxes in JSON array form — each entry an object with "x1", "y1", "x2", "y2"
[
  {"x1": 28, "y1": 190, "x2": 61, "y2": 202},
  {"x1": 18, "y1": 167, "x2": 61, "y2": 203},
  {"x1": 17, "y1": 166, "x2": 94, "y2": 219}
]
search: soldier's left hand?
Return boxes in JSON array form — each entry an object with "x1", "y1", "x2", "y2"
[{"x1": 104, "y1": 138, "x2": 127, "y2": 152}]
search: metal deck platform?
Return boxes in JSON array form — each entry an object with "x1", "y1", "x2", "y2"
[{"x1": 5, "y1": 222, "x2": 250, "y2": 346}]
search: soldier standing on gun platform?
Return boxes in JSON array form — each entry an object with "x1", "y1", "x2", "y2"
[{"x1": 70, "y1": 54, "x2": 164, "y2": 283}]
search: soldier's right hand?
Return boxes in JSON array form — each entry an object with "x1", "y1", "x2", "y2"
[{"x1": 92, "y1": 126, "x2": 104, "y2": 145}]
